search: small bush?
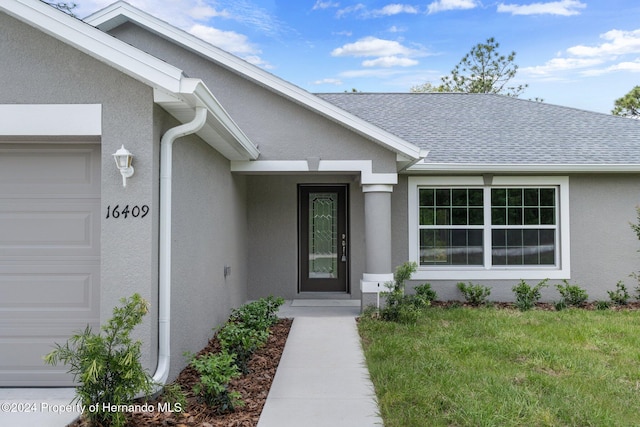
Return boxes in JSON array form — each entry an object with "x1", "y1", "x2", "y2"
[
  {"x1": 229, "y1": 296, "x2": 284, "y2": 331},
  {"x1": 414, "y1": 283, "x2": 437, "y2": 306},
  {"x1": 457, "y1": 282, "x2": 491, "y2": 306},
  {"x1": 188, "y1": 351, "x2": 243, "y2": 414},
  {"x1": 161, "y1": 383, "x2": 186, "y2": 415},
  {"x1": 512, "y1": 279, "x2": 549, "y2": 311},
  {"x1": 556, "y1": 280, "x2": 588, "y2": 307},
  {"x1": 608, "y1": 281, "x2": 630, "y2": 305},
  {"x1": 595, "y1": 300, "x2": 611, "y2": 310},
  {"x1": 217, "y1": 322, "x2": 268, "y2": 374},
  {"x1": 44, "y1": 293, "x2": 154, "y2": 427},
  {"x1": 381, "y1": 262, "x2": 420, "y2": 323},
  {"x1": 554, "y1": 300, "x2": 567, "y2": 311}
]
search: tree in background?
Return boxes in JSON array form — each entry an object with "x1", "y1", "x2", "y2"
[
  {"x1": 412, "y1": 37, "x2": 527, "y2": 97},
  {"x1": 42, "y1": 1, "x2": 78, "y2": 17},
  {"x1": 612, "y1": 86, "x2": 640, "y2": 119}
]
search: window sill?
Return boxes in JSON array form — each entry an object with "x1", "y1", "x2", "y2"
[{"x1": 412, "y1": 267, "x2": 570, "y2": 281}]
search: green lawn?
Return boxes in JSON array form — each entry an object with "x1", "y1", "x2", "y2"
[{"x1": 358, "y1": 307, "x2": 640, "y2": 426}]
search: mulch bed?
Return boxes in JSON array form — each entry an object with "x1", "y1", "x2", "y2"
[
  {"x1": 431, "y1": 300, "x2": 640, "y2": 310},
  {"x1": 68, "y1": 318, "x2": 292, "y2": 427}
]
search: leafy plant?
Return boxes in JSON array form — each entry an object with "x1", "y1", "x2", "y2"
[
  {"x1": 512, "y1": 279, "x2": 548, "y2": 311},
  {"x1": 381, "y1": 262, "x2": 422, "y2": 323},
  {"x1": 414, "y1": 283, "x2": 438, "y2": 307},
  {"x1": 555, "y1": 280, "x2": 588, "y2": 307},
  {"x1": 229, "y1": 296, "x2": 284, "y2": 331},
  {"x1": 44, "y1": 293, "x2": 154, "y2": 427},
  {"x1": 187, "y1": 351, "x2": 243, "y2": 414},
  {"x1": 161, "y1": 383, "x2": 186, "y2": 415},
  {"x1": 217, "y1": 322, "x2": 268, "y2": 374},
  {"x1": 595, "y1": 300, "x2": 611, "y2": 310},
  {"x1": 608, "y1": 281, "x2": 630, "y2": 305},
  {"x1": 457, "y1": 282, "x2": 491, "y2": 306}
]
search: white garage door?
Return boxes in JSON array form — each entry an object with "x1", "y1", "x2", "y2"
[{"x1": 0, "y1": 143, "x2": 101, "y2": 386}]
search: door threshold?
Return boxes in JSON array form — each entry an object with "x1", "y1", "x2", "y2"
[
  {"x1": 297, "y1": 292, "x2": 352, "y2": 300},
  {"x1": 291, "y1": 299, "x2": 360, "y2": 307}
]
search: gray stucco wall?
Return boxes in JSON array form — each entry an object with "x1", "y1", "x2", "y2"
[
  {"x1": 0, "y1": 13, "x2": 160, "y2": 370},
  {"x1": 246, "y1": 175, "x2": 365, "y2": 300},
  {"x1": 168, "y1": 114, "x2": 249, "y2": 379},
  {"x1": 393, "y1": 173, "x2": 640, "y2": 303},
  {"x1": 106, "y1": 22, "x2": 398, "y2": 173}
]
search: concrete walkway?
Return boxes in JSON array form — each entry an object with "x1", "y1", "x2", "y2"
[
  {"x1": 257, "y1": 300, "x2": 383, "y2": 427},
  {"x1": 0, "y1": 299, "x2": 383, "y2": 427}
]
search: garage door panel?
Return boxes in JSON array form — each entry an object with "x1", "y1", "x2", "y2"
[
  {"x1": 0, "y1": 200, "x2": 100, "y2": 256},
  {"x1": 0, "y1": 145, "x2": 100, "y2": 195},
  {"x1": 0, "y1": 268, "x2": 99, "y2": 315},
  {"x1": 0, "y1": 143, "x2": 100, "y2": 386}
]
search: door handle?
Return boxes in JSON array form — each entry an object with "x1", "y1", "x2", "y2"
[{"x1": 341, "y1": 234, "x2": 347, "y2": 262}]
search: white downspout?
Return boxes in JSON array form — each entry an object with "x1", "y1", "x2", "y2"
[{"x1": 153, "y1": 106, "x2": 208, "y2": 385}]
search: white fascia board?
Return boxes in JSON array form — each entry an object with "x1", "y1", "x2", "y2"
[
  {"x1": 230, "y1": 159, "x2": 398, "y2": 185},
  {"x1": 0, "y1": 104, "x2": 101, "y2": 136},
  {"x1": 408, "y1": 162, "x2": 640, "y2": 173},
  {"x1": 84, "y1": 3, "x2": 423, "y2": 161},
  {"x1": 2, "y1": 0, "x2": 183, "y2": 93},
  {"x1": 154, "y1": 80, "x2": 259, "y2": 161}
]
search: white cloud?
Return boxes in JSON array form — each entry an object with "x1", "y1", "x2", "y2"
[
  {"x1": 362, "y1": 56, "x2": 419, "y2": 67},
  {"x1": 312, "y1": 78, "x2": 343, "y2": 85},
  {"x1": 339, "y1": 68, "x2": 407, "y2": 78},
  {"x1": 336, "y1": 3, "x2": 366, "y2": 18},
  {"x1": 567, "y1": 29, "x2": 640, "y2": 57},
  {"x1": 190, "y1": 24, "x2": 259, "y2": 55},
  {"x1": 331, "y1": 37, "x2": 415, "y2": 57},
  {"x1": 312, "y1": 1, "x2": 340, "y2": 10},
  {"x1": 580, "y1": 59, "x2": 640, "y2": 76},
  {"x1": 497, "y1": 0, "x2": 586, "y2": 16},
  {"x1": 427, "y1": 0, "x2": 478, "y2": 14},
  {"x1": 370, "y1": 4, "x2": 419, "y2": 17},
  {"x1": 521, "y1": 28, "x2": 640, "y2": 79},
  {"x1": 520, "y1": 57, "x2": 605, "y2": 76}
]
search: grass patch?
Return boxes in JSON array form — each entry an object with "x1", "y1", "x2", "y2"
[{"x1": 358, "y1": 307, "x2": 640, "y2": 426}]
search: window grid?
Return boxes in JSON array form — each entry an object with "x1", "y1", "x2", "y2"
[{"x1": 418, "y1": 186, "x2": 558, "y2": 268}]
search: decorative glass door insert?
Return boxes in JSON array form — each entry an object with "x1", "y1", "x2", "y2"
[
  {"x1": 308, "y1": 192, "x2": 338, "y2": 278},
  {"x1": 299, "y1": 185, "x2": 348, "y2": 292}
]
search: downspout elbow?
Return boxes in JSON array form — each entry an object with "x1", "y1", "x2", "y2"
[{"x1": 153, "y1": 106, "x2": 208, "y2": 386}]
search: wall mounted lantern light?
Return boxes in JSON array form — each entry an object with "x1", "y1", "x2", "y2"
[{"x1": 113, "y1": 145, "x2": 134, "y2": 187}]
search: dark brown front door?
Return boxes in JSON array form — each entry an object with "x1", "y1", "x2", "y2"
[{"x1": 298, "y1": 185, "x2": 348, "y2": 292}]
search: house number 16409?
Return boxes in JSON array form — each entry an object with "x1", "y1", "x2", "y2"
[{"x1": 105, "y1": 205, "x2": 149, "y2": 219}]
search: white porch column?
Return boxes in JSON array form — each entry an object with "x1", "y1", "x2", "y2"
[{"x1": 360, "y1": 184, "x2": 394, "y2": 306}]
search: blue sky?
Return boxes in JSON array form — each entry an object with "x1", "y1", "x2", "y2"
[{"x1": 77, "y1": 1, "x2": 640, "y2": 114}]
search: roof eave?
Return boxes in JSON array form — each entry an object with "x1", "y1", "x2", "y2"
[
  {"x1": 84, "y1": 2, "x2": 423, "y2": 161},
  {"x1": 407, "y1": 162, "x2": 640, "y2": 174}
]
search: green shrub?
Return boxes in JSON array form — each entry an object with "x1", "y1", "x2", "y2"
[
  {"x1": 608, "y1": 281, "x2": 630, "y2": 305},
  {"x1": 229, "y1": 296, "x2": 285, "y2": 331},
  {"x1": 512, "y1": 279, "x2": 549, "y2": 311},
  {"x1": 414, "y1": 283, "x2": 437, "y2": 306},
  {"x1": 44, "y1": 294, "x2": 154, "y2": 427},
  {"x1": 556, "y1": 280, "x2": 588, "y2": 307},
  {"x1": 188, "y1": 351, "x2": 243, "y2": 414},
  {"x1": 217, "y1": 322, "x2": 268, "y2": 374},
  {"x1": 457, "y1": 282, "x2": 491, "y2": 306},
  {"x1": 381, "y1": 262, "x2": 421, "y2": 323},
  {"x1": 595, "y1": 300, "x2": 611, "y2": 310},
  {"x1": 161, "y1": 383, "x2": 186, "y2": 415}
]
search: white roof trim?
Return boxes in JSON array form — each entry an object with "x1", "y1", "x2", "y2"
[
  {"x1": 1, "y1": 0, "x2": 257, "y2": 160},
  {"x1": 408, "y1": 162, "x2": 640, "y2": 173},
  {"x1": 2, "y1": 0, "x2": 183, "y2": 93},
  {"x1": 85, "y1": 1, "x2": 423, "y2": 161}
]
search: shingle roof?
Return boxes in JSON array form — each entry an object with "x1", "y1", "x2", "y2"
[{"x1": 316, "y1": 93, "x2": 640, "y2": 167}]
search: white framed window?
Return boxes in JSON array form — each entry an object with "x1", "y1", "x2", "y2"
[{"x1": 408, "y1": 176, "x2": 570, "y2": 280}]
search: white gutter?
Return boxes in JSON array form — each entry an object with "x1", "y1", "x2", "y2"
[{"x1": 153, "y1": 106, "x2": 208, "y2": 385}]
